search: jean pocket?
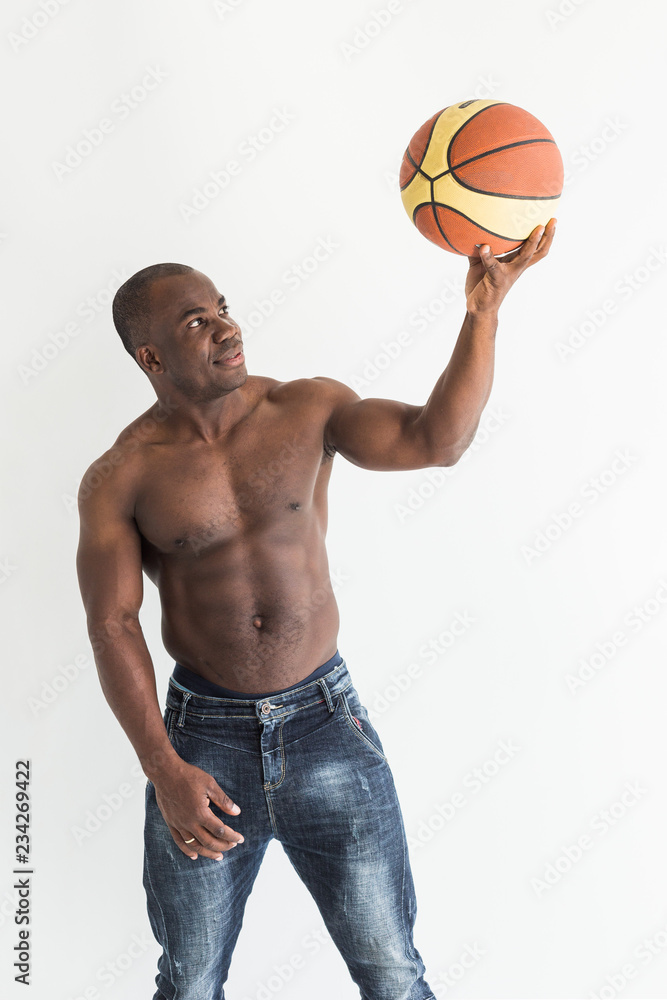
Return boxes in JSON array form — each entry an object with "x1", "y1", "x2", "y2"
[{"x1": 339, "y1": 688, "x2": 387, "y2": 761}]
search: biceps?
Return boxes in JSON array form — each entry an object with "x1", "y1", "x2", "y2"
[
  {"x1": 328, "y1": 397, "x2": 430, "y2": 471},
  {"x1": 76, "y1": 526, "x2": 144, "y2": 624}
]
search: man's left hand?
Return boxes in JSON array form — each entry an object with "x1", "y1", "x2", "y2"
[{"x1": 465, "y1": 218, "x2": 557, "y2": 316}]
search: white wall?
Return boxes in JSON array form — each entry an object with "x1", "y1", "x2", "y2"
[{"x1": 2, "y1": 1, "x2": 667, "y2": 997}]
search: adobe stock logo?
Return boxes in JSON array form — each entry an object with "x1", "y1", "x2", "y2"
[
  {"x1": 394, "y1": 407, "x2": 510, "y2": 522},
  {"x1": 51, "y1": 67, "x2": 168, "y2": 180},
  {"x1": 213, "y1": 0, "x2": 248, "y2": 16},
  {"x1": 178, "y1": 108, "x2": 296, "y2": 223},
  {"x1": 339, "y1": 0, "x2": 420, "y2": 62},
  {"x1": 521, "y1": 449, "x2": 638, "y2": 566},
  {"x1": 554, "y1": 246, "x2": 666, "y2": 361},
  {"x1": 17, "y1": 269, "x2": 128, "y2": 384},
  {"x1": 530, "y1": 781, "x2": 648, "y2": 898},
  {"x1": 590, "y1": 915, "x2": 667, "y2": 999},
  {"x1": 8, "y1": 0, "x2": 72, "y2": 53},
  {"x1": 565, "y1": 577, "x2": 667, "y2": 694}
]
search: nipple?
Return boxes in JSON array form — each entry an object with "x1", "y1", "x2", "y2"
[{"x1": 252, "y1": 616, "x2": 263, "y2": 628}]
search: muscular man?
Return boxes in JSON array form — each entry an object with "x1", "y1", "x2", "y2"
[{"x1": 76, "y1": 220, "x2": 555, "y2": 1000}]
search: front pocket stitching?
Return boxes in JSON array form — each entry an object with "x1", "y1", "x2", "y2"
[
  {"x1": 341, "y1": 692, "x2": 387, "y2": 761},
  {"x1": 165, "y1": 708, "x2": 177, "y2": 741},
  {"x1": 172, "y1": 729, "x2": 259, "y2": 755}
]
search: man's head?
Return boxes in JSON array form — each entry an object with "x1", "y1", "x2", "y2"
[{"x1": 112, "y1": 263, "x2": 247, "y2": 401}]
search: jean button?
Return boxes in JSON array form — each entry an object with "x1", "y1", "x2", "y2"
[{"x1": 260, "y1": 701, "x2": 271, "y2": 715}]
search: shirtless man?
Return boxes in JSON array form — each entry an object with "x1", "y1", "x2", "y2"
[{"x1": 76, "y1": 220, "x2": 555, "y2": 1000}]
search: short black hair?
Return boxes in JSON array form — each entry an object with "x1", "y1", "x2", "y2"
[{"x1": 112, "y1": 262, "x2": 194, "y2": 363}]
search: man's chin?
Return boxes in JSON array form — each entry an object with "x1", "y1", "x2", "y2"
[{"x1": 213, "y1": 366, "x2": 248, "y2": 389}]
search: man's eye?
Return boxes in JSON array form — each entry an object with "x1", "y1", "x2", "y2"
[{"x1": 186, "y1": 307, "x2": 227, "y2": 328}]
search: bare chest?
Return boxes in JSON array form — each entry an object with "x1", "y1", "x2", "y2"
[{"x1": 134, "y1": 422, "x2": 331, "y2": 557}]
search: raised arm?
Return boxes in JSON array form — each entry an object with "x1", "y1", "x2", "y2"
[
  {"x1": 321, "y1": 220, "x2": 556, "y2": 472},
  {"x1": 76, "y1": 452, "x2": 243, "y2": 860}
]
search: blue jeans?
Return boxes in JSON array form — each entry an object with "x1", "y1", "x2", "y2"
[{"x1": 143, "y1": 655, "x2": 434, "y2": 1000}]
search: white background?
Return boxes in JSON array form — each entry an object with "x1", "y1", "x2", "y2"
[{"x1": 2, "y1": 0, "x2": 667, "y2": 997}]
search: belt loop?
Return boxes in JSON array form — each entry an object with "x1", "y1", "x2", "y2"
[
  {"x1": 177, "y1": 691, "x2": 191, "y2": 728},
  {"x1": 317, "y1": 678, "x2": 335, "y2": 714}
]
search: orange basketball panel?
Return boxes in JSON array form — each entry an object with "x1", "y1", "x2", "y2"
[
  {"x1": 452, "y1": 141, "x2": 564, "y2": 198},
  {"x1": 407, "y1": 109, "x2": 445, "y2": 169},
  {"x1": 449, "y1": 103, "x2": 556, "y2": 168},
  {"x1": 414, "y1": 203, "x2": 522, "y2": 256},
  {"x1": 413, "y1": 203, "x2": 450, "y2": 250},
  {"x1": 399, "y1": 151, "x2": 419, "y2": 189}
]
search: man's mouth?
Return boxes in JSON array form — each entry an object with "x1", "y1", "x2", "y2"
[{"x1": 214, "y1": 349, "x2": 244, "y2": 367}]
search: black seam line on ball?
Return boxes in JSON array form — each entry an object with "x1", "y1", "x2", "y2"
[
  {"x1": 411, "y1": 184, "x2": 460, "y2": 252},
  {"x1": 432, "y1": 205, "x2": 461, "y2": 254},
  {"x1": 436, "y1": 137, "x2": 557, "y2": 183},
  {"x1": 404, "y1": 106, "x2": 449, "y2": 186},
  {"x1": 449, "y1": 177, "x2": 562, "y2": 200},
  {"x1": 400, "y1": 148, "x2": 431, "y2": 190},
  {"x1": 430, "y1": 201, "x2": 519, "y2": 245},
  {"x1": 446, "y1": 101, "x2": 508, "y2": 172},
  {"x1": 417, "y1": 190, "x2": 460, "y2": 254},
  {"x1": 419, "y1": 108, "x2": 446, "y2": 168}
]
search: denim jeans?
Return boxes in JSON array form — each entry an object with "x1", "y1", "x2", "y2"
[{"x1": 143, "y1": 655, "x2": 435, "y2": 1000}]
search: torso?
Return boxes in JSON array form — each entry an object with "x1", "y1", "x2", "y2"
[{"x1": 121, "y1": 375, "x2": 341, "y2": 692}]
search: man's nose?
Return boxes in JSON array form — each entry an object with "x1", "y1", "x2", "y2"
[{"x1": 211, "y1": 317, "x2": 238, "y2": 343}]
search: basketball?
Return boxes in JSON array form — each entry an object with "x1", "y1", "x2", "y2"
[{"x1": 399, "y1": 99, "x2": 563, "y2": 256}]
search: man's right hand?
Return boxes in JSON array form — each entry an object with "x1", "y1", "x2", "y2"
[{"x1": 152, "y1": 758, "x2": 244, "y2": 860}]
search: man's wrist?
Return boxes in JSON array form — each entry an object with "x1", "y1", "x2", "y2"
[
  {"x1": 464, "y1": 308, "x2": 499, "y2": 333},
  {"x1": 141, "y1": 743, "x2": 183, "y2": 781}
]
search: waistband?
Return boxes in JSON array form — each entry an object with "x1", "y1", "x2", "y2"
[
  {"x1": 165, "y1": 655, "x2": 352, "y2": 722},
  {"x1": 171, "y1": 648, "x2": 343, "y2": 700}
]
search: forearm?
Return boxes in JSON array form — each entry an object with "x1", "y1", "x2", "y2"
[
  {"x1": 87, "y1": 617, "x2": 181, "y2": 780},
  {"x1": 416, "y1": 308, "x2": 498, "y2": 464}
]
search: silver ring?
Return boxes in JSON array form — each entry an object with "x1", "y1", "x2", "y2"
[{"x1": 184, "y1": 837, "x2": 196, "y2": 844}]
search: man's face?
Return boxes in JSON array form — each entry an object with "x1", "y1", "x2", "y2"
[{"x1": 140, "y1": 270, "x2": 247, "y2": 400}]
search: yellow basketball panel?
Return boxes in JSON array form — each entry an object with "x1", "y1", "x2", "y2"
[
  {"x1": 400, "y1": 172, "x2": 431, "y2": 222},
  {"x1": 420, "y1": 100, "x2": 503, "y2": 178},
  {"x1": 433, "y1": 173, "x2": 560, "y2": 240}
]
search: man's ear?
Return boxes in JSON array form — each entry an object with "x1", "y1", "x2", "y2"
[{"x1": 136, "y1": 344, "x2": 164, "y2": 374}]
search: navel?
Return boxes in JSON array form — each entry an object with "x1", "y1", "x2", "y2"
[
  {"x1": 288, "y1": 501, "x2": 301, "y2": 510},
  {"x1": 252, "y1": 616, "x2": 263, "y2": 628}
]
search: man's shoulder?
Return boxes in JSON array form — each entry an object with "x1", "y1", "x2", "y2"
[
  {"x1": 77, "y1": 403, "x2": 163, "y2": 509},
  {"x1": 265, "y1": 374, "x2": 359, "y2": 409}
]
